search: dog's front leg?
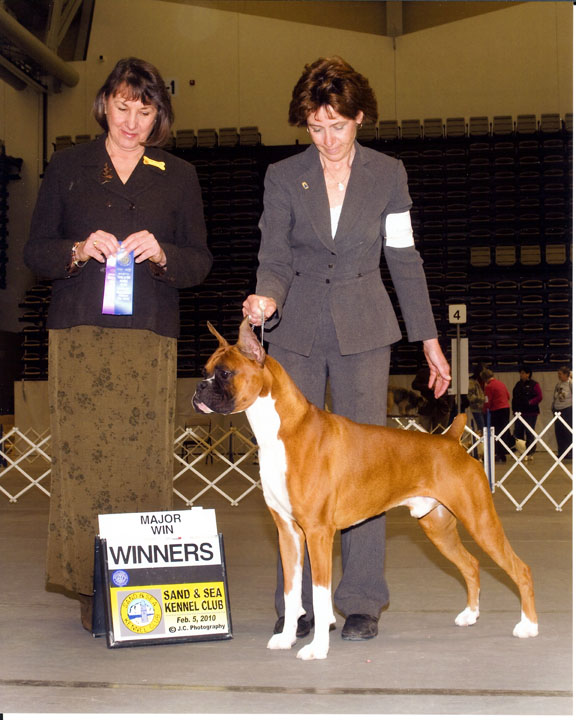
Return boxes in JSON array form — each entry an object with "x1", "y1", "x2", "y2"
[
  {"x1": 297, "y1": 527, "x2": 336, "y2": 661},
  {"x1": 267, "y1": 513, "x2": 305, "y2": 651}
]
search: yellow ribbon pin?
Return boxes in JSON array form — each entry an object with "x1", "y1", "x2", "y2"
[{"x1": 143, "y1": 156, "x2": 166, "y2": 171}]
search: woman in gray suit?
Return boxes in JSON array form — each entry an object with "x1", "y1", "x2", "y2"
[{"x1": 243, "y1": 56, "x2": 451, "y2": 641}]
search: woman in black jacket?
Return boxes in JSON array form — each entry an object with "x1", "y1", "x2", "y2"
[
  {"x1": 512, "y1": 366, "x2": 542, "y2": 460},
  {"x1": 24, "y1": 58, "x2": 212, "y2": 630}
]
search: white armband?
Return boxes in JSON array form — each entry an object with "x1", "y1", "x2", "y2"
[{"x1": 385, "y1": 211, "x2": 415, "y2": 248}]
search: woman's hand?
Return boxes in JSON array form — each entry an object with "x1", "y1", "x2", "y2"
[
  {"x1": 122, "y1": 230, "x2": 166, "y2": 266},
  {"x1": 423, "y1": 338, "x2": 452, "y2": 399},
  {"x1": 76, "y1": 230, "x2": 120, "y2": 263},
  {"x1": 242, "y1": 294, "x2": 277, "y2": 325}
]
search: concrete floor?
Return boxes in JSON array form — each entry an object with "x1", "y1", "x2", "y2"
[{"x1": 0, "y1": 455, "x2": 572, "y2": 719}]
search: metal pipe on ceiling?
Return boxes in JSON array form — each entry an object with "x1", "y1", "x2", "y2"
[{"x1": 0, "y1": 7, "x2": 79, "y2": 88}]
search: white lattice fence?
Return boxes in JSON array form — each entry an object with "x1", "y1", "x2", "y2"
[
  {"x1": 0, "y1": 427, "x2": 52, "y2": 502},
  {"x1": 490, "y1": 413, "x2": 573, "y2": 512},
  {"x1": 393, "y1": 413, "x2": 573, "y2": 512},
  {"x1": 0, "y1": 417, "x2": 572, "y2": 511},
  {"x1": 173, "y1": 424, "x2": 261, "y2": 506}
]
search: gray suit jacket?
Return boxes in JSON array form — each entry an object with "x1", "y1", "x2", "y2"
[{"x1": 255, "y1": 142, "x2": 438, "y2": 356}]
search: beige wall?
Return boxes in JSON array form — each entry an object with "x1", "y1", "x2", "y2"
[
  {"x1": 395, "y1": 2, "x2": 572, "y2": 119},
  {"x1": 46, "y1": 0, "x2": 572, "y2": 147}
]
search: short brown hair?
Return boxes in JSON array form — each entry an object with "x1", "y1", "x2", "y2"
[
  {"x1": 480, "y1": 369, "x2": 494, "y2": 383},
  {"x1": 288, "y1": 56, "x2": 378, "y2": 127},
  {"x1": 93, "y1": 57, "x2": 174, "y2": 147}
]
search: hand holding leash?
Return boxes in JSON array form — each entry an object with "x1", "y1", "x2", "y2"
[{"x1": 242, "y1": 294, "x2": 277, "y2": 344}]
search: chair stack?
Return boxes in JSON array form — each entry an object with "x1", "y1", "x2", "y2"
[
  {"x1": 177, "y1": 153, "x2": 262, "y2": 374},
  {"x1": 384, "y1": 113, "x2": 572, "y2": 372}
]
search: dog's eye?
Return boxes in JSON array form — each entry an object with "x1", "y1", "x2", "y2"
[{"x1": 217, "y1": 368, "x2": 233, "y2": 380}]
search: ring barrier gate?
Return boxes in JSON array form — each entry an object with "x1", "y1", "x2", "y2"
[{"x1": 0, "y1": 414, "x2": 572, "y2": 511}]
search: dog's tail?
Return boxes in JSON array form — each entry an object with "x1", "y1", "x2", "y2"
[{"x1": 444, "y1": 413, "x2": 467, "y2": 441}]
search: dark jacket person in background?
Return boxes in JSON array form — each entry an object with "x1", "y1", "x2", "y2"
[{"x1": 512, "y1": 366, "x2": 542, "y2": 460}]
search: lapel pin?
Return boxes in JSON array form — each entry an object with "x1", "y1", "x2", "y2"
[
  {"x1": 302, "y1": 181, "x2": 309, "y2": 190},
  {"x1": 100, "y1": 162, "x2": 113, "y2": 184},
  {"x1": 143, "y1": 156, "x2": 166, "y2": 171}
]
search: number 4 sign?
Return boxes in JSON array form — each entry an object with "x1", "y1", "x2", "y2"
[{"x1": 449, "y1": 304, "x2": 467, "y2": 324}]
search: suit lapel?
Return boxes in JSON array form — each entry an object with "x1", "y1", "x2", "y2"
[
  {"x1": 333, "y1": 142, "x2": 371, "y2": 246},
  {"x1": 296, "y1": 145, "x2": 336, "y2": 252}
]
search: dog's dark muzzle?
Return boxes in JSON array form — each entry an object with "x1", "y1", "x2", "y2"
[{"x1": 192, "y1": 380, "x2": 235, "y2": 415}]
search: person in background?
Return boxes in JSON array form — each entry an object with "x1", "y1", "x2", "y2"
[
  {"x1": 480, "y1": 368, "x2": 514, "y2": 463},
  {"x1": 24, "y1": 57, "x2": 212, "y2": 630},
  {"x1": 552, "y1": 366, "x2": 572, "y2": 461},
  {"x1": 467, "y1": 365, "x2": 486, "y2": 435},
  {"x1": 511, "y1": 365, "x2": 542, "y2": 461},
  {"x1": 242, "y1": 56, "x2": 451, "y2": 642}
]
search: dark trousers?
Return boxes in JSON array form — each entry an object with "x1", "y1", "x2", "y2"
[
  {"x1": 490, "y1": 407, "x2": 514, "y2": 461},
  {"x1": 514, "y1": 414, "x2": 538, "y2": 455},
  {"x1": 269, "y1": 304, "x2": 390, "y2": 620},
  {"x1": 554, "y1": 407, "x2": 572, "y2": 459}
]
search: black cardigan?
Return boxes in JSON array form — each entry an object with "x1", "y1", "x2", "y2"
[{"x1": 24, "y1": 135, "x2": 212, "y2": 338}]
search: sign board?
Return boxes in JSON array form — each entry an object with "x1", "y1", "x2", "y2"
[
  {"x1": 95, "y1": 508, "x2": 232, "y2": 648},
  {"x1": 448, "y1": 304, "x2": 467, "y2": 324}
]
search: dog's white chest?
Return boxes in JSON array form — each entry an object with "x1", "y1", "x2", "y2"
[{"x1": 245, "y1": 395, "x2": 292, "y2": 518}]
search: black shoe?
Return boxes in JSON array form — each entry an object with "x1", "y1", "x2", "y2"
[
  {"x1": 341, "y1": 613, "x2": 379, "y2": 640},
  {"x1": 274, "y1": 615, "x2": 314, "y2": 638}
]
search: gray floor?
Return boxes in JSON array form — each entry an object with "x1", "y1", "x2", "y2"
[{"x1": 0, "y1": 455, "x2": 572, "y2": 718}]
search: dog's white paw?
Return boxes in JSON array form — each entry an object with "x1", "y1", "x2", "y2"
[
  {"x1": 455, "y1": 606, "x2": 480, "y2": 627},
  {"x1": 267, "y1": 632, "x2": 296, "y2": 650},
  {"x1": 296, "y1": 641, "x2": 329, "y2": 660},
  {"x1": 513, "y1": 615, "x2": 539, "y2": 638}
]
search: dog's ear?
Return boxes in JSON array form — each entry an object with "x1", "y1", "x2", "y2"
[
  {"x1": 207, "y1": 321, "x2": 229, "y2": 348},
  {"x1": 237, "y1": 317, "x2": 266, "y2": 366}
]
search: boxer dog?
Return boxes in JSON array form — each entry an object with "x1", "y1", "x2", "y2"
[{"x1": 193, "y1": 319, "x2": 538, "y2": 660}]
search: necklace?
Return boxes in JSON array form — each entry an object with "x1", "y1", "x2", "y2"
[{"x1": 321, "y1": 156, "x2": 353, "y2": 192}]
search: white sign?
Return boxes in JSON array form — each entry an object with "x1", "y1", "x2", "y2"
[
  {"x1": 95, "y1": 507, "x2": 232, "y2": 645},
  {"x1": 99, "y1": 508, "x2": 217, "y2": 540},
  {"x1": 98, "y1": 509, "x2": 220, "y2": 569}
]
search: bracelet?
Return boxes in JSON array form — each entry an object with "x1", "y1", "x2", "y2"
[{"x1": 71, "y1": 241, "x2": 88, "y2": 268}]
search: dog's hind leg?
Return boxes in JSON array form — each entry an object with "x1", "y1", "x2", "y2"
[
  {"x1": 297, "y1": 527, "x2": 337, "y2": 660},
  {"x1": 268, "y1": 511, "x2": 305, "y2": 651},
  {"x1": 417, "y1": 504, "x2": 482, "y2": 627},
  {"x1": 457, "y1": 503, "x2": 538, "y2": 638}
]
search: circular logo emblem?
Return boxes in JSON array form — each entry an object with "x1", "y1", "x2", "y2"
[
  {"x1": 120, "y1": 592, "x2": 162, "y2": 634},
  {"x1": 117, "y1": 250, "x2": 132, "y2": 266},
  {"x1": 112, "y1": 569, "x2": 129, "y2": 587}
]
